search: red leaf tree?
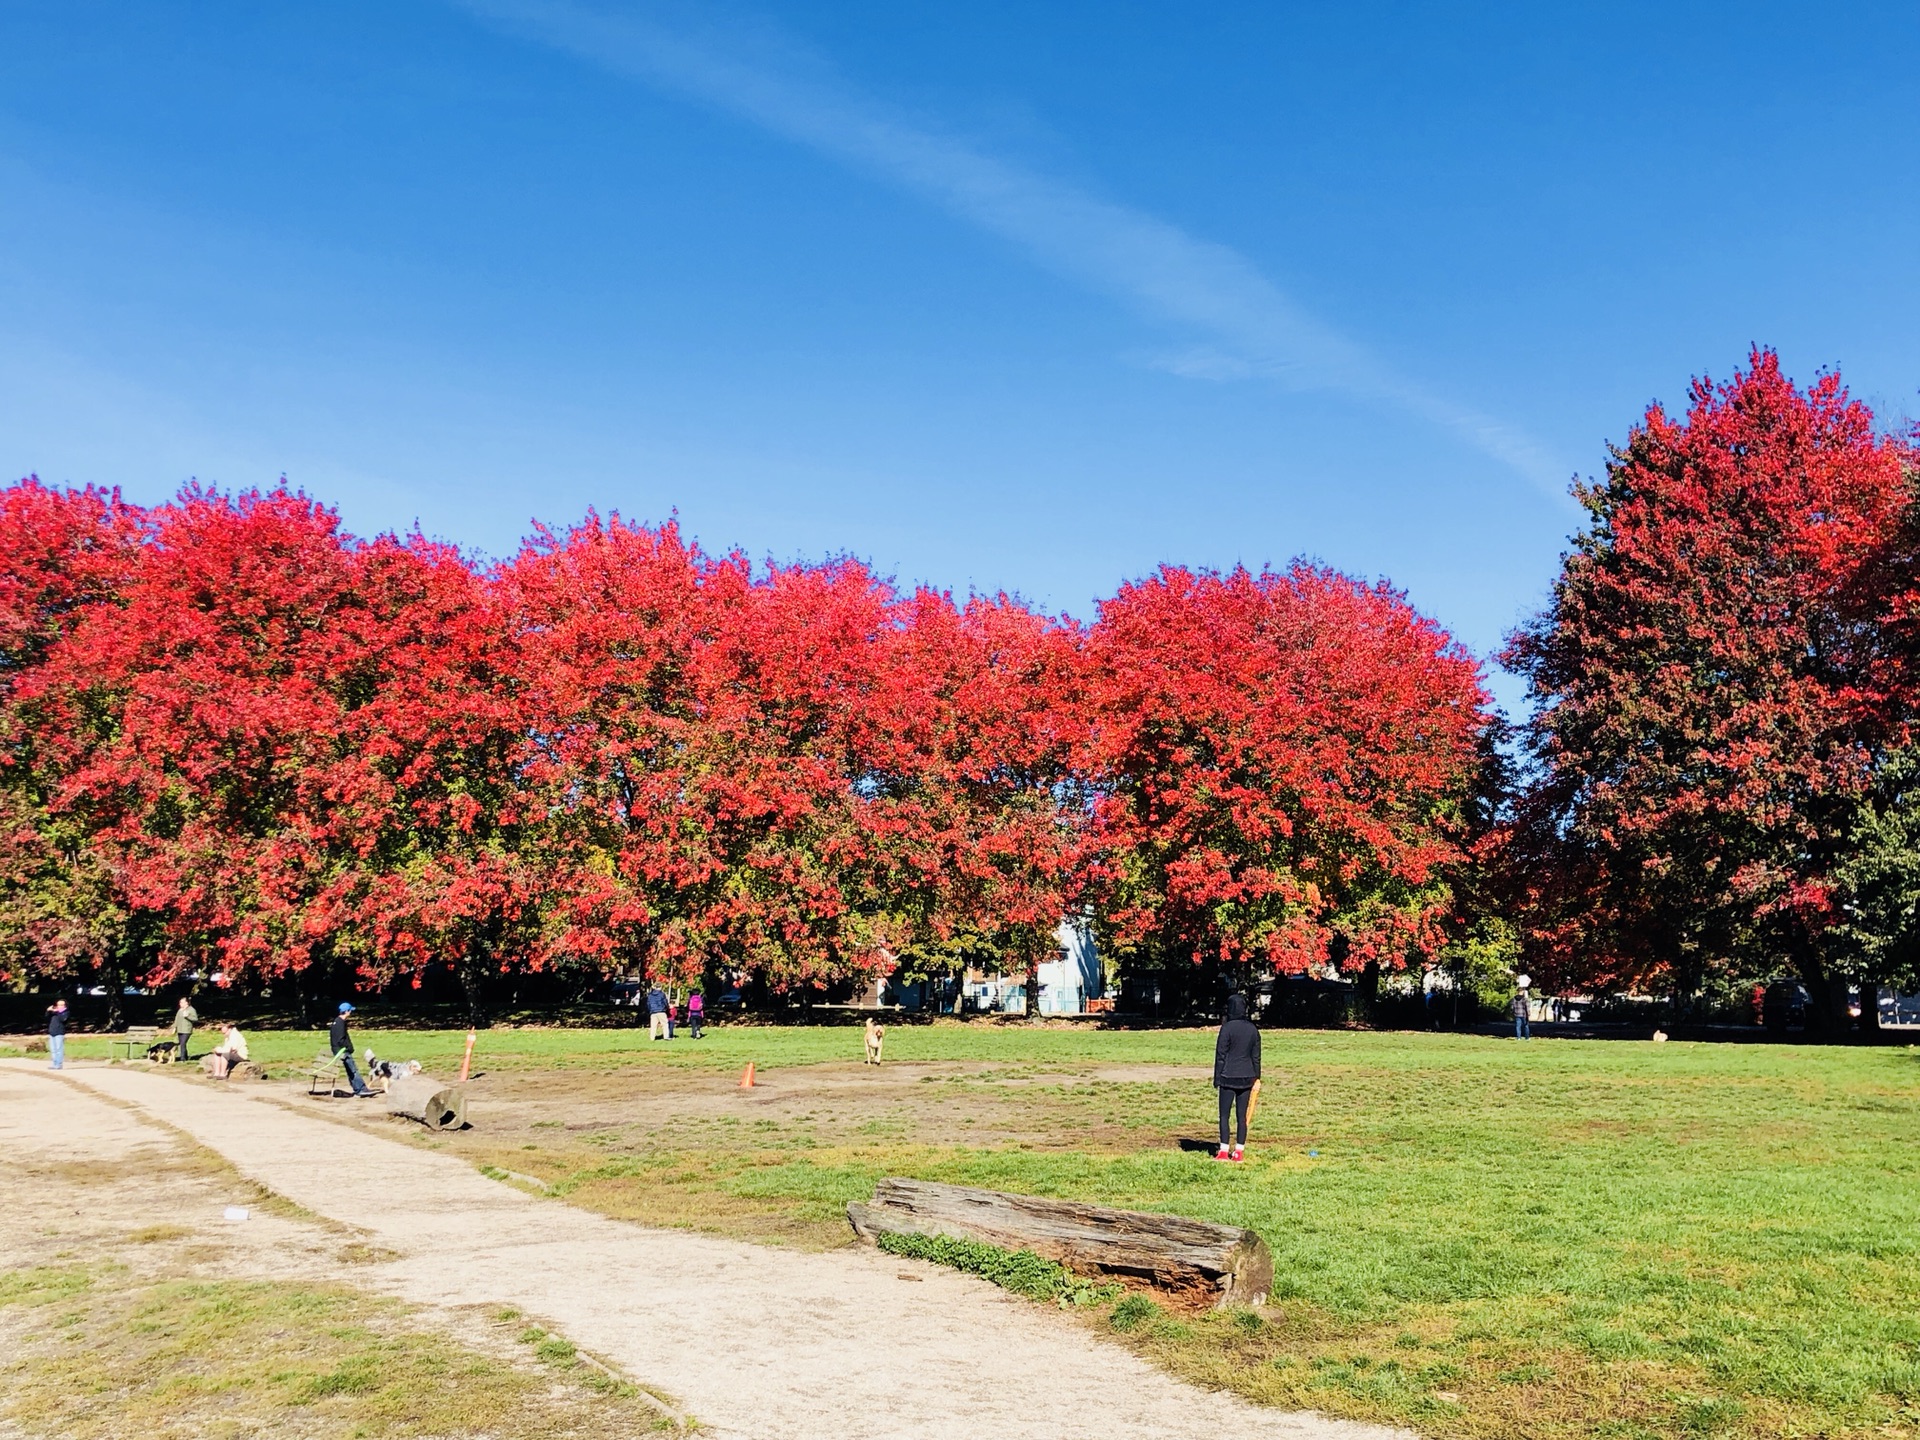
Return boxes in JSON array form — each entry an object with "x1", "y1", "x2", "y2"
[
  {"x1": 505, "y1": 516, "x2": 900, "y2": 994},
  {"x1": 1502, "y1": 350, "x2": 1920, "y2": 1028},
  {"x1": 1087, "y1": 562, "x2": 1489, "y2": 998},
  {"x1": 854, "y1": 589, "x2": 1098, "y2": 1014}
]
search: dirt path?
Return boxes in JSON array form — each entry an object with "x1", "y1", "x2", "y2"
[{"x1": 14, "y1": 1063, "x2": 1409, "y2": 1440}]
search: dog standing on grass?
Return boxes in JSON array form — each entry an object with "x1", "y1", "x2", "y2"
[{"x1": 863, "y1": 1017, "x2": 884, "y2": 1065}]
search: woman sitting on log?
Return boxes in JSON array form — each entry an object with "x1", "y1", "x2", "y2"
[{"x1": 207, "y1": 1023, "x2": 249, "y2": 1079}]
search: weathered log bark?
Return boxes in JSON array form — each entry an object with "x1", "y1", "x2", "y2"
[
  {"x1": 847, "y1": 1177, "x2": 1271, "y2": 1309},
  {"x1": 385, "y1": 1073, "x2": 467, "y2": 1131}
]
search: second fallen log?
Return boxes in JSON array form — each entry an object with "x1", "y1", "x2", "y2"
[
  {"x1": 384, "y1": 1073, "x2": 467, "y2": 1130},
  {"x1": 847, "y1": 1177, "x2": 1271, "y2": 1309}
]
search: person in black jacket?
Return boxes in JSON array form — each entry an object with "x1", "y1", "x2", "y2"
[
  {"x1": 328, "y1": 1002, "x2": 374, "y2": 1098},
  {"x1": 1213, "y1": 993, "x2": 1261, "y2": 1162}
]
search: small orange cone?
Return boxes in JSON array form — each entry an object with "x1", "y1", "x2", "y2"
[{"x1": 738, "y1": 1062, "x2": 756, "y2": 1089}]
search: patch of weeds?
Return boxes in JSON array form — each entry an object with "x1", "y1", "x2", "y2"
[
  {"x1": 535, "y1": 1336, "x2": 578, "y2": 1365},
  {"x1": 0, "y1": 1266, "x2": 99, "y2": 1308},
  {"x1": 1109, "y1": 1294, "x2": 1162, "y2": 1333},
  {"x1": 875, "y1": 1232, "x2": 1119, "y2": 1307},
  {"x1": 1499, "y1": 1362, "x2": 1558, "y2": 1385},
  {"x1": 293, "y1": 1354, "x2": 382, "y2": 1400},
  {"x1": 335, "y1": 1243, "x2": 399, "y2": 1265},
  {"x1": 127, "y1": 1225, "x2": 191, "y2": 1245},
  {"x1": 1674, "y1": 1394, "x2": 1747, "y2": 1435},
  {"x1": 1232, "y1": 1308, "x2": 1265, "y2": 1335}
]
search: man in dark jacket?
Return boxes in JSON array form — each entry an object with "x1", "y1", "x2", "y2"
[
  {"x1": 46, "y1": 998, "x2": 68, "y2": 1071},
  {"x1": 647, "y1": 985, "x2": 670, "y2": 1041},
  {"x1": 328, "y1": 1002, "x2": 374, "y2": 1097},
  {"x1": 1213, "y1": 993, "x2": 1261, "y2": 1162}
]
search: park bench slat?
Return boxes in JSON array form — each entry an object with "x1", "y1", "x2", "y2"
[
  {"x1": 306, "y1": 1050, "x2": 347, "y2": 1097},
  {"x1": 111, "y1": 1026, "x2": 163, "y2": 1062}
]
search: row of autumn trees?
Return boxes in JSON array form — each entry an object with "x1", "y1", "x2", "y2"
[
  {"x1": 6, "y1": 348, "x2": 1917, "y2": 1032},
  {"x1": 0, "y1": 477, "x2": 1486, "y2": 1023}
]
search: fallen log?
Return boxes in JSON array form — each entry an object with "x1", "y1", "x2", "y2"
[
  {"x1": 847, "y1": 1177, "x2": 1271, "y2": 1309},
  {"x1": 384, "y1": 1073, "x2": 467, "y2": 1131}
]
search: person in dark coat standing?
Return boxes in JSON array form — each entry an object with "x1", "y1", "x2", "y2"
[{"x1": 1213, "y1": 993, "x2": 1261, "y2": 1162}]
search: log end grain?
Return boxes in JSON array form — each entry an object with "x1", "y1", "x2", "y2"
[{"x1": 385, "y1": 1073, "x2": 468, "y2": 1130}]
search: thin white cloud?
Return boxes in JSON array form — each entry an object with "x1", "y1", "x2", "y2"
[{"x1": 457, "y1": 0, "x2": 1571, "y2": 502}]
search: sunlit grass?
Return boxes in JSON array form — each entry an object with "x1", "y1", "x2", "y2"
[
  {"x1": 453, "y1": 1026, "x2": 1918, "y2": 1440},
  {"x1": 0, "y1": 1267, "x2": 681, "y2": 1438},
  {"x1": 47, "y1": 1015, "x2": 1920, "y2": 1438}
]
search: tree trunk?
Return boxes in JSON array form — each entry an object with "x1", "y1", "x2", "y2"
[
  {"x1": 459, "y1": 933, "x2": 495, "y2": 1030},
  {"x1": 1857, "y1": 986, "x2": 1882, "y2": 1038},
  {"x1": 1355, "y1": 961, "x2": 1380, "y2": 1026},
  {"x1": 104, "y1": 945, "x2": 125, "y2": 1032},
  {"x1": 1794, "y1": 946, "x2": 1841, "y2": 1039},
  {"x1": 848, "y1": 1178, "x2": 1272, "y2": 1310},
  {"x1": 1024, "y1": 941, "x2": 1040, "y2": 1020},
  {"x1": 385, "y1": 1073, "x2": 467, "y2": 1130}
]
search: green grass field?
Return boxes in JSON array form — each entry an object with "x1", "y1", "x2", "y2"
[{"x1": 49, "y1": 1020, "x2": 1920, "y2": 1439}]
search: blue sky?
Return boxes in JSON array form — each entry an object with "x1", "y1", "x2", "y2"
[{"x1": 2, "y1": 2, "x2": 1915, "y2": 712}]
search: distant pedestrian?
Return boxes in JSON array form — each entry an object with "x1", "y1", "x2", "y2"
[
  {"x1": 1213, "y1": 993, "x2": 1261, "y2": 1162},
  {"x1": 687, "y1": 990, "x2": 704, "y2": 1040},
  {"x1": 174, "y1": 996, "x2": 199, "y2": 1063},
  {"x1": 328, "y1": 1003, "x2": 374, "y2": 1097},
  {"x1": 647, "y1": 985, "x2": 669, "y2": 1041},
  {"x1": 1512, "y1": 976, "x2": 1532, "y2": 1040},
  {"x1": 46, "y1": 999, "x2": 68, "y2": 1070}
]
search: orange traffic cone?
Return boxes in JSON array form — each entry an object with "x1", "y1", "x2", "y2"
[{"x1": 738, "y1": 1062, "x2": 756, "y2": 1089}]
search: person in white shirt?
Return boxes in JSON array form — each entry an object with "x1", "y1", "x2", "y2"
[{"x1": 209, "y1": 1023, "x2": 249, "y2": 1078}]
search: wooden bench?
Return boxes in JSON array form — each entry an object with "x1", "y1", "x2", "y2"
[
  {"x1": 111, "y1": 1026, "x2": 163, "y2": 1062},
  {"x1": 306, "y1": 1050, "x2": 348, "y2": 1096}
]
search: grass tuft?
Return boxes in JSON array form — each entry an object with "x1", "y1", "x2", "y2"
[{"x1": 875, "y1": 1231, "x2": 1120, "y2": 1307}]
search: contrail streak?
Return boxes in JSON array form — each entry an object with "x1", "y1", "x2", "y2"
[{"x1": 457, "y1": 0, "x2": 1570, "y2": 501}]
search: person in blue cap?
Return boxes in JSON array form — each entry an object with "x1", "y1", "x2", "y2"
[{"x1": 328, "y1": 1002, "x2": 374, "y2": 1097}]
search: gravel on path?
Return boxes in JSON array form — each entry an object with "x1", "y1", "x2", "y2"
[{"x1": 18, "y1": 1063, "x2": 1412, "y2": 1440}]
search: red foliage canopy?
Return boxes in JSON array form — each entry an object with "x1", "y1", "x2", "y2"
[
  {"x1": 1087, "y1": 562, "x2": 1488, "y2": 975},
  {"x1": 0, "y1": 482, "x2": 1492, "y2": 1005},
  {"x1": 1503, "y1": 350, "x2": 1920, "y2": 1013}
]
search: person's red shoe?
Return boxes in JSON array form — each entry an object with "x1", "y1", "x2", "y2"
[
  {"x1": 1214, "y1": 1146, "x2": 1231, "y2": 1161},
  {"x1": 1229, "y1": 1147, "x2": 1246, "y2": 1163}
]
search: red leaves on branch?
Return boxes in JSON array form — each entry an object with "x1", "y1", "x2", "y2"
[
  {"x1": 0, "y1": 484, "x2": 1493, "y2": 998},
  {"x1": 1503, "y1": 349, "x2": 1920, "y2": 1006},
  {"x1": 1087, "y1": 563, "x2": 1488, "y2": 976}
]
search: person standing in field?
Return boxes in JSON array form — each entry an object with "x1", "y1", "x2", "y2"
[
  {"x1": 174, "y1": 995, "x2": 199, "y2": 1063},
  {"x1": 1213, "y1": 993, "x2": 1260, "y2": 1162},
  {"x1": 1513, "y1": 975, "x2": 1532, "y2": 1040},
  {"x1": 46, "y1": 998, "x2": 68, "y2": 1070},
  {"x1": 687, "y1": 989, "x2": 704, "y2": 1039},
  {"x1": 647, "y1": 984, "x2": 669, "y2": 1041}
]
